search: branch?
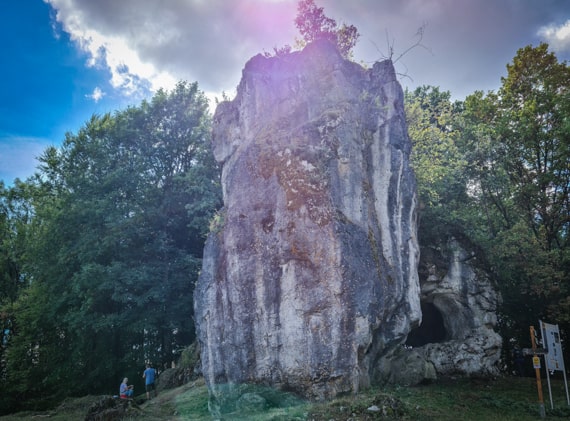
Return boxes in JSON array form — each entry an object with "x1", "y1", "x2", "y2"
[{"x1": 393, "y1": 23, "x2": 433, "y2": 64}]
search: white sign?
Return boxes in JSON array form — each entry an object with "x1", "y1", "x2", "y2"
[
  {"x1": 541, "y1": 321, "x2": 565, "y2": 372},
  {"x1": 539, "y1": 320, "x2": 570, "y2": 409}
]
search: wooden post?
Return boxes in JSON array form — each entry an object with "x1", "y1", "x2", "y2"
[{"x1": 530, "y1": 325, "x2": 546, "y2": 418}]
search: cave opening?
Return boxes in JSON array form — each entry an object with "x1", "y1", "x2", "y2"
[{"x1": 405, "y1": 301, "x2": 447, "y2": 347}]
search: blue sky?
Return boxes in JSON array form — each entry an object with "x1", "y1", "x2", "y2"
[
  {"x1": 1, "y1": 0, "x2": 144, "y2": 184},
  {"x1": 1, "y1": 0, "x2": 570, "y2": 185}
]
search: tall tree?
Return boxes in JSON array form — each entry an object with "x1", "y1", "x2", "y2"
[
  {"x1": 405, "y1": 86, "x2": 469, "y2": 249},
  {"x1": 0, "y1": 174, "x2": 69, "y2": 411},
  {"x1": 451, "y1": 44, "x2": 570, "y2": 348},
  {"x1": 492, "y1": 44, "x2": 570, "y2": 327},
  {"x1": 2, "y1": 81, "x2": 221, "y2": 411},
  {"x1": 406, "y1": 86, "x2": 464, "y2": 207},
  {"x1": 0, "y1": 179, "x2": 39, "y2": 306},
  {"x1": 498, "y1": 43, "x2": 570, "y2": 252}
]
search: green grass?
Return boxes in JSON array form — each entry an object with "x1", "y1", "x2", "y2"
[
  {"x1": 377, "y1": 376, "x2": 570, "y2": 421},
  {"x1": 2, "y1": 376, "x2": 570, "y2": 420},
  {"x1": 0, "y1": 395, "x2": 105, "y2": 420}
]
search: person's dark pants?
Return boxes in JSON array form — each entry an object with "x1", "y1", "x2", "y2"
[{"x1": 146, "y1": 383, "x2": 156, "y2": 397}]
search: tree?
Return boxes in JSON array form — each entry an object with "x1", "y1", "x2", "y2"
[
  {"x1": 294, "y1": 0, "x2": 359, "y2": 59},
  {"x1": 0, "y1": 179, "x2": 40, "y2": 307},
  {"x1": 405, "y1": 86, "x2": 471, "y2": 254},
  {"x1": 448, "y1": 44, "x2": 570, "y2": 349},
  {"x1": 406, "y1": 86, "x2": 464, "y2": 207},
  {"x1": 1, "y1": 81, "x2": 221, "y2": 411},
  {"x1": 492, "y1": 44, "x2": 570, "y2": 327},
  {"x1": 0, "y1": 179, "x2": 44, "y2": 410},
  {"x1": 498, "y1": 43, "x2": 570, "y2": 252},
  {"x1": 0, "y1": 175, "x2": 70, "y2": 411}
]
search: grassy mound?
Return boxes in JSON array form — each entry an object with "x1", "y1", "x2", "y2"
[{"x1": 2, "y1": 376, "x2": 570, "y2": 420}]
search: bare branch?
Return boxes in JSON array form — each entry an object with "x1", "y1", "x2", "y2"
[{"x1": 393, "y1": 22, "x2": 433, "y2": 64}]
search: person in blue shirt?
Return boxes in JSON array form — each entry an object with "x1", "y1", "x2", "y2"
[
  {"x1": 142, "y1": 363, "x2": 157, "y2": 400},
  {"x1": 119, "y1": 377, "x2": 134, "y2": 399}
]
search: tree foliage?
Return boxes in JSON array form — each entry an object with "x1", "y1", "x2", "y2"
[
  {"x1": 490, "y1": 45, "x2": 570, "y2": 334},
  {"x1": 0, "y1": 182, "x2": 28, "y2": 306},
  {"x1": 294, "y1": 0, "x2": 359, "y2": 59},
  {"x1": 406, "y1": 44, "x2": 570, "y2": 356},
  {"x1": 406, "y1": 86, "x2": 465, "y2": 208},
  {"x1": 498, "y1": 44, "x2": 570, "y2": 252},
  {"x1": 0, "y1": 81, "x2": 221, "y2": 412}
]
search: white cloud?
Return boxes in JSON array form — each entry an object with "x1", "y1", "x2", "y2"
[
  {"x1": 86, "y1": 86, "x2": 105, "y2": 102},
  {"x1": 538, "y1": 20, "x2": 570, "y2": 52},
  {"x1": 43, "y1": 0, "x2": 297, "y2": 98},
  {"x1": 45, "y1": 0, "x2": 178, "y2": 95},
  {"x1": 42, "y1": 0, "x2": 570, "y2": 104}
]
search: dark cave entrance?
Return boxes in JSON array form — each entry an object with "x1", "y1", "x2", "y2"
[{"x1": 405, "y1": 302, "x2": 447, "y2": 347}]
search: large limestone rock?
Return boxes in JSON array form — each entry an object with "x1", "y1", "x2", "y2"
[
  {"x1": 194, "y1": 40, "x2": 420, "y2": 411},
  {"x1": 379, "y1": 239, "x2": 502, "y2": 385}
]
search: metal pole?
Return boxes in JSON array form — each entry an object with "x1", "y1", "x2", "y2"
[
  {"x1": 563, "y1": 368, "x2": 570, "y2": 406},
  {"x1": 545, "y1": 366, "x2": 554, "y2": 409},
  {"x1": 540, "y1": 322, "x2": 554, "y2": 409},
  {"x1": 531, "y1": 325, "x2": 546, "y2": 418}
]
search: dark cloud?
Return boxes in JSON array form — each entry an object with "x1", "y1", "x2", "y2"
[
  {"x1": 46, "y1": 0, "x2": 297, "y2": 95},
  {"x1": 45, "y1": 0, "x2": 570, "y2": 100},
  {"x1": 328, "y1": 0, "x2": 570, "y2": 98}
]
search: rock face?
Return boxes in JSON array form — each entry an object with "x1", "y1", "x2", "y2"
[
  {"x1": 194, "y1": 40, "x2": 420, "y2": 411},
  {"x1": 379, "y1": 239, "x2": 502, "y2": 385},
  {"x1": 416, "y1": 239, "x2": 502, "y2": 376}
]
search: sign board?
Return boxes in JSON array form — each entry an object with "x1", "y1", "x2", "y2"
[
  {"x1": 538, "y1": 320, "x2": 570, "y2": 410},
  {"x1": 541, "y1": 321, "x2": 566, "y2": 372},
  {"x1": 533, "y1": 356, "x2": 541, "y2": 369}
]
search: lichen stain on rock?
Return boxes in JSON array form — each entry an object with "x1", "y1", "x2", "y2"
[{"x1": 255, "y1": 139, "x2": 333, "y2": 227}]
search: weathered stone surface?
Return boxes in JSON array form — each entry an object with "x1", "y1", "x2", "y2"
[
  {"x1": 375, "y1": 348, "x2": 436, "y2": 386},
  {"x1": 194, "y1": 40, "x2": 420, "y2": 410},
  {"x1": 236, "y1": 392, "x2": 267, "y2": 412},
  {"x1": 84, "y1": 396, "x2": 130, "y2": 421},
  {"x1": 391, "y1": 239, "x2": 502, "y2": 382},
  {"x1": 157, "y1": 368, "x2": 190, "y2": 391}
]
